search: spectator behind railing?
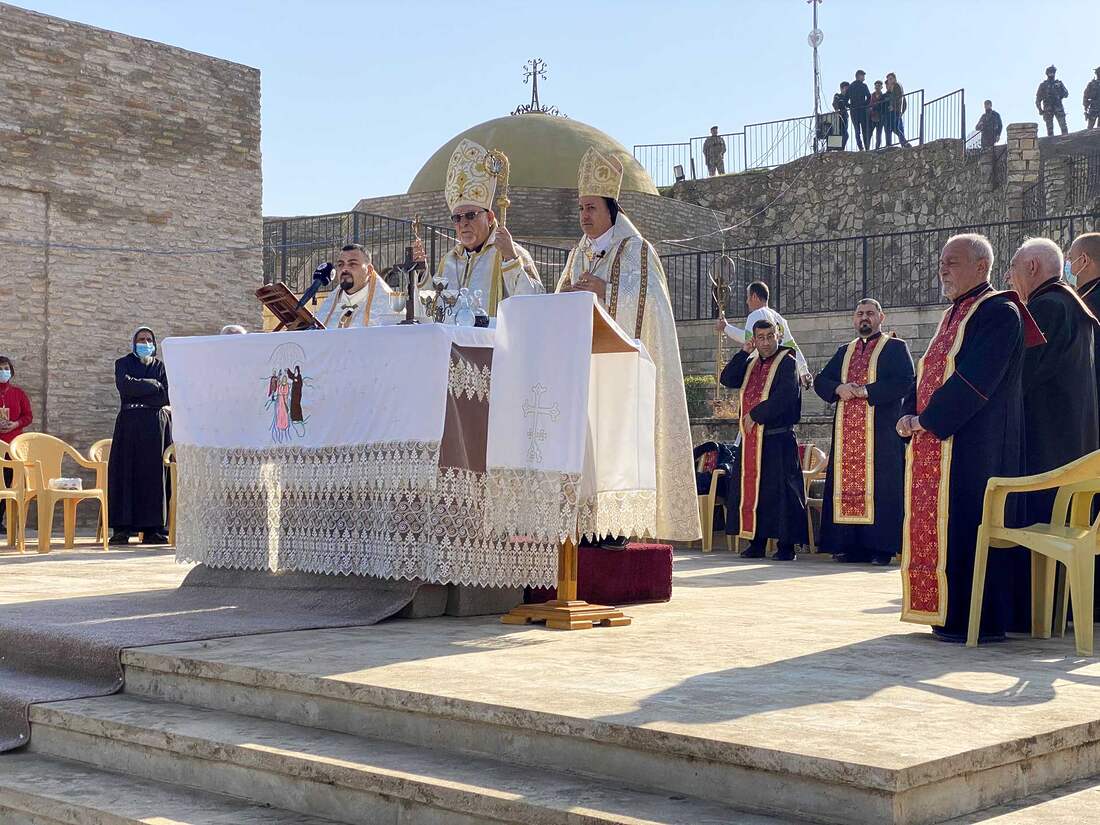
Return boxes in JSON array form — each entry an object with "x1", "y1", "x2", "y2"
[
  {"x1": 869, "y1": 80, "x2": 886, "y2": 149},
  {"x1": 846, "y1": 70, "x2": 872, "y2": 151},
  {"x1": 0, "y1": 355, "x2": 33, "y2": 532},
  {"x1": 884, "y1": 73, "x2": 912, "y2": 147},
  {"x1": 832, "y1": 82, "x2": 851, "y2": 150},
  {"x1": 703, "y1": 126, "x2": 727, "y2": 176}
]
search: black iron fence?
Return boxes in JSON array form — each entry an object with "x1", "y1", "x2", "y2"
[
  {"x1": 266, "y1": 211, "x2": 1099, "y2": 324},
  {"x1": 664, "y1": 213, "x2": 1100, "y2": 321},
  {"x1": 263, "y1": 211, "x2": 572, "y2": 295},
  {"x1": 635, "y1": 86, "x2": 965, "y2": 183}
]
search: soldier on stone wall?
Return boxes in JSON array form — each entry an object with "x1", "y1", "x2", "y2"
[
  {"x1": 1036, "y1": 65, "x2": 1069, "y2": 136},
  {"x1": 1084, "y1": 67, "x2": 1100, "y2": 130},
  {"x1": 703, "y1": 126, "x2": 726, "y2": 176}
]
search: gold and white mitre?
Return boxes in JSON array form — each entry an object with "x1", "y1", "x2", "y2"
[
  {"x1": 577, "y1": 147, "x2": 624, "y2": 200},
  {"x1": 445, "y1": 139, "x2": 497, "y2": 212}
]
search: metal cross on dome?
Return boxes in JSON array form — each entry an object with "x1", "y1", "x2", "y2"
[
  {"x1": 522, "y1": 383, "x2": 560, "y2": 465},
  {"x1": 511, "y1": 58, "x2": 566, "y2": 118}
]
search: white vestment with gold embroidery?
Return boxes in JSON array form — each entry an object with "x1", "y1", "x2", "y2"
[
  {"x1": 435, "y1": 231, "x2": 544, "y2": 322},
  {"x1": 555, "y1": 213, "x2": 702, "y2": 542},
  {"x1": 315, "y1": 275, "x2": 396, "y2": 328}
]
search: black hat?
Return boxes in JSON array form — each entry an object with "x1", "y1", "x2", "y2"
[
  {"x1": 855, "y1": 69, "x2": 866, "y2": 76},
  {"x1": 1046, "y1": 65, "x2": 1057, "y2": 74}
]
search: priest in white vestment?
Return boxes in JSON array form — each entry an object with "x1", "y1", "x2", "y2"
[
  {"x1": 316, "y1": 243, "x2": 396, "y2": 329},
  {"x1": 431, "y1": 139, "x2": 544, "y2": 319},
  {"x1": 556, "y1": 147, "x2": 702, "y2": 543}
]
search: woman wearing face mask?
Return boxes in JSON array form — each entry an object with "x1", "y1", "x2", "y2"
[
  {"x1": 108, "y1": 327, "x2": 173, "y2": 546},
  {"x1": 0, "y1": 356, "x2": 33, "y2": 532}
]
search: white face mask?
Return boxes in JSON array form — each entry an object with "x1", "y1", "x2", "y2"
[
  {"x1": 0, "y1": 369, "x2": 10, "y2": 383},
  {"x1": 1065, "y1": 256, "x2": 1083, "y2": 287}
]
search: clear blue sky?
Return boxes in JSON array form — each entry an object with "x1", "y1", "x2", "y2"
[{"x1": 17, "y1": 0, "x2": 1100, "y2": 216}]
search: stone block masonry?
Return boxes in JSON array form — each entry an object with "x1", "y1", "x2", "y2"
[{"x1": 0, "y1": 4, "x2": 262, "y2": 466}]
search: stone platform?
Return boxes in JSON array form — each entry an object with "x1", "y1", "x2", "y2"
[{"x1": 3, "y1": 545, "x2": 1100, "y2": 823}]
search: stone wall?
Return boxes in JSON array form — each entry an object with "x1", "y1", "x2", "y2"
[
  {"x1": 670, "y1": 137, "x2": 1007, "y2": 248},
  {"x1": 0, "y1": 4, "x2": 262, "y2": 461}
]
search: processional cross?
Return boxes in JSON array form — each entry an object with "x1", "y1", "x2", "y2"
[{"x1": 522, "y1": 383, "x2": 560, "y2": 465}]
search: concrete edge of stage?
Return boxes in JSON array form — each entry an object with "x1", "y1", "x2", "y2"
[{"x1": 118, "y1": 640, "x2": 1100, "y2": 819}]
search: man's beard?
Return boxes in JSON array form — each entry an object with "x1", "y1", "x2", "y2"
[
  {"x1": 859, "y1": 322, "x2": 873, "y2": 335},
  {"x1": 339, "y1": 274, "x2": 355, "y2": 292}
]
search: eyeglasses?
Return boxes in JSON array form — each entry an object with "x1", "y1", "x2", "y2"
[{"x1": 450, "y1": 209, "x2": 486, "y2": 224}]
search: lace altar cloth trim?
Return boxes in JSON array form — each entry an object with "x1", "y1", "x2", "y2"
[
  {"x1": 484, "y1": 468, "x2": 582, "y2": 542},
  {"x1": 448, "y1": 356, "x2": 491, "y2": 402},
  {"x1": 578, "y1": 489, "x2": 658, "y2": 542},
  {"x1": 484, "y1": 469, "x2": 657, "y2": 543},
  {"x1": 175, "y1": 443, "x2": 557, "y2": 587}
]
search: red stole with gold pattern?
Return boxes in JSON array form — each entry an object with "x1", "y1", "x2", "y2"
[
  {"x1": 832, "y1": 335, "x2": 887, "y2": 524},
  {"x1": 738, "y1": 349, "x2": 790, "y2": 540},
  {"x1": 901, "y1": 289, "x2": 996, "y2": 625}
]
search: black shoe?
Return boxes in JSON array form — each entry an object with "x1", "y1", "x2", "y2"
[
  {"x1": 870, "y1": 553, "x2": 894, "y2": 566},
  {"x1": 832, "y1": 552, "x2": 867, "y2": 564},
  {"x1": 109, "y1": 532, "x2": 132, "y2": 546},
  {"x1": 142, "y1": 532, "x2": 170, "y2": 545},
  {"x1": 739, "y1": 546, "x2": 766, "y2": 559},
  {"x1": 773, "y1": 548, "x2": 798, "y2": 561}
]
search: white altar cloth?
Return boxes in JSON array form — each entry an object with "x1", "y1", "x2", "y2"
[{"x1": 162, "y1": 297, "x2": 657, "y2": 586}]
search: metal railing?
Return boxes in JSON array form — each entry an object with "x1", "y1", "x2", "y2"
[
  {"x1": 635, "y1": 86, "x2": 966, "y2": 182},
  {"x1": 665, "y1": 213, "x2": 1099, "y2": 320},
  {"x1": 263, "y1": 211, "x2": 572, "y2": 295},
  {"x1": 1064, "y1": 152, "x2": 1100, "y2": 208}
]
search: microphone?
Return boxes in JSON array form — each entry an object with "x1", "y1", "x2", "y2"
[{"x1": 295, "y1": 262, "x2": 334, "y2": 317}]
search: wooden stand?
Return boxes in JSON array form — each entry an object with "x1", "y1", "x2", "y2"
[
  {"x1": 501, "y1": 539, "x2": 631, "y2": 630},
  {"x1": 256, "y1": 283, "x2": 324, "y2": 331}
]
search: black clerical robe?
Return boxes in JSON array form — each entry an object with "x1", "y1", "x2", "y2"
[
  {"x1": 902, "y1": 283, "x2": 1027, "y2": 639},
  {"x1": 1078, "y1": 278, "x2": 1100, "y2": 441},
  {"x1": 1021, "y1": 278, "x2": 1099, "y2": 519},
  {"x1": 720, "y1": 347, "x2": 808, "y2": 544},
  {"x1": 108, "y1": 353, "x2": 173, "y2": 531},
  {"x1": 814, "y1": 333, "x2": 914, "y2": 558}
]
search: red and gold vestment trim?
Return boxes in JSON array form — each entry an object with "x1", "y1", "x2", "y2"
[
  {"x1": 738, "y1": 349, "x2": 789, "y2": 540},
  {"x1": 832, "y1": 335, "x2": 886, "y2": 524},
  {"x1": 901, "y1": 290, "x2": 995, "y2": 625}
]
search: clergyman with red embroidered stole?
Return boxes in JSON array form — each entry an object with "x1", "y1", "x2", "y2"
[
  {"x1": 720, "y1": 319, "x2": 808, "y2": 561},
  {"x1": 814, "y1": 298, "x2": 914, "y2": 566},
  {"x1": 896, "y1": 233, "x2": 1045, "y2": 643}
]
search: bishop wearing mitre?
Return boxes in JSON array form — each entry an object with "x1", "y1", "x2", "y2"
[
  {"x1": 431, "y1": 139, "x2": 544, "y2": 318},
  {"x1": 556, "y1": 147, "x2": 701, "y2": 543},
  {"x1": 316, "y1": 243, "x2": 395, "y2": 329}
]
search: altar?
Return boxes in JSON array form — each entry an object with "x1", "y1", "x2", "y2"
[{"x1": 161, "y1": 293, "x2": 657, "y2": 591}]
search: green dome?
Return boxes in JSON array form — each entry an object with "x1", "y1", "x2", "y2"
[{"x1": 408, "y1": 114, "x2": 658, "y2": 196}]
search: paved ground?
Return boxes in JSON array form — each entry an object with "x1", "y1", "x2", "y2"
[{"x1": 3, "y1": 545, "x2": 1100, "y2": 821}]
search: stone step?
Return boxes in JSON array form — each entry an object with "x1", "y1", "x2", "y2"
[
  {"x1": 126, "y1": 643, "x2": 1079, "y2": 825},
  {"x1": 28, "y1": 693, "x2": 787, "y2": 825},
  {"x1": 0, "y1": 751, "x2": 338, "y2": 824}
]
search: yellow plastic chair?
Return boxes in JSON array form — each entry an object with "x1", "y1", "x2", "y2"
[
  {"x1": 9, "y1": 433, "x2": 109, "y2": 554},
  {"x1": 698, "y1": 468, "x2": 727, "y2": 553},
  {"x1": 163, "y1": 444, "x2": 176, "y2": 546},
  {"x1": 801, "y1": 444, "x2": 828, "y2": 553},
  {"x1": 88, "y1": 439, "x2": 112, "y2": 544},
  {"x1": 968, "y1": 450, "x2": 1100, "y2": 656},
  {"x1": 0, "y1": 447, "x2": 28, "y2": 554}
]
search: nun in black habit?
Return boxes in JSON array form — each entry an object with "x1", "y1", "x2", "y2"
[{"x1": 108, "y1": 327, "x2": 172, "y2": 545}]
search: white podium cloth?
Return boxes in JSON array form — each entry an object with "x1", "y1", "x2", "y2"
[{"x1": 486, "y1": 292, "x2": 658, "y2": 541}]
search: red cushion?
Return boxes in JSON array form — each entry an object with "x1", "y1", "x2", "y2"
[
  {"x1": 699, "y1": 450, "x2": 718, "y2": 473},
  {"x1": 527, "y1": 542, "x2": 673, "y2": 605}
]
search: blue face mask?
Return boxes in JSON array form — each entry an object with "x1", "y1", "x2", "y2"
[
  {"x1": 134, "y1": 342, "x2": 156, "y2": 358},
  {"x1": 0, "y1": 369, "x2": 10, "y2": 383}
]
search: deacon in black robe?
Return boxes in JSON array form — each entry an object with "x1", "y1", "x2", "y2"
[
  {"x1": 721, "y1": 345, "x2": 808, "y2": 558},
  {"x1": 903, "y1": 283, "x2": 1026, "y2": 641},
  {"x1": 108, "y1": 327, "x2": 173, "y2": 543},
  {"x1": 1019, "y1": 276, "x2": 1098, "y2": 626},
  {"x1": 1020, "y1": 277, "x2": 1098, "y2": 521},
  {"x1": 815, "y1": 333, "x2": 914, "y2": 563}
]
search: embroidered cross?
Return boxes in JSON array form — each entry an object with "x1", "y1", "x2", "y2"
[{"x1": 522, "y1": 383, "x2": 560, "y2": 465}]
